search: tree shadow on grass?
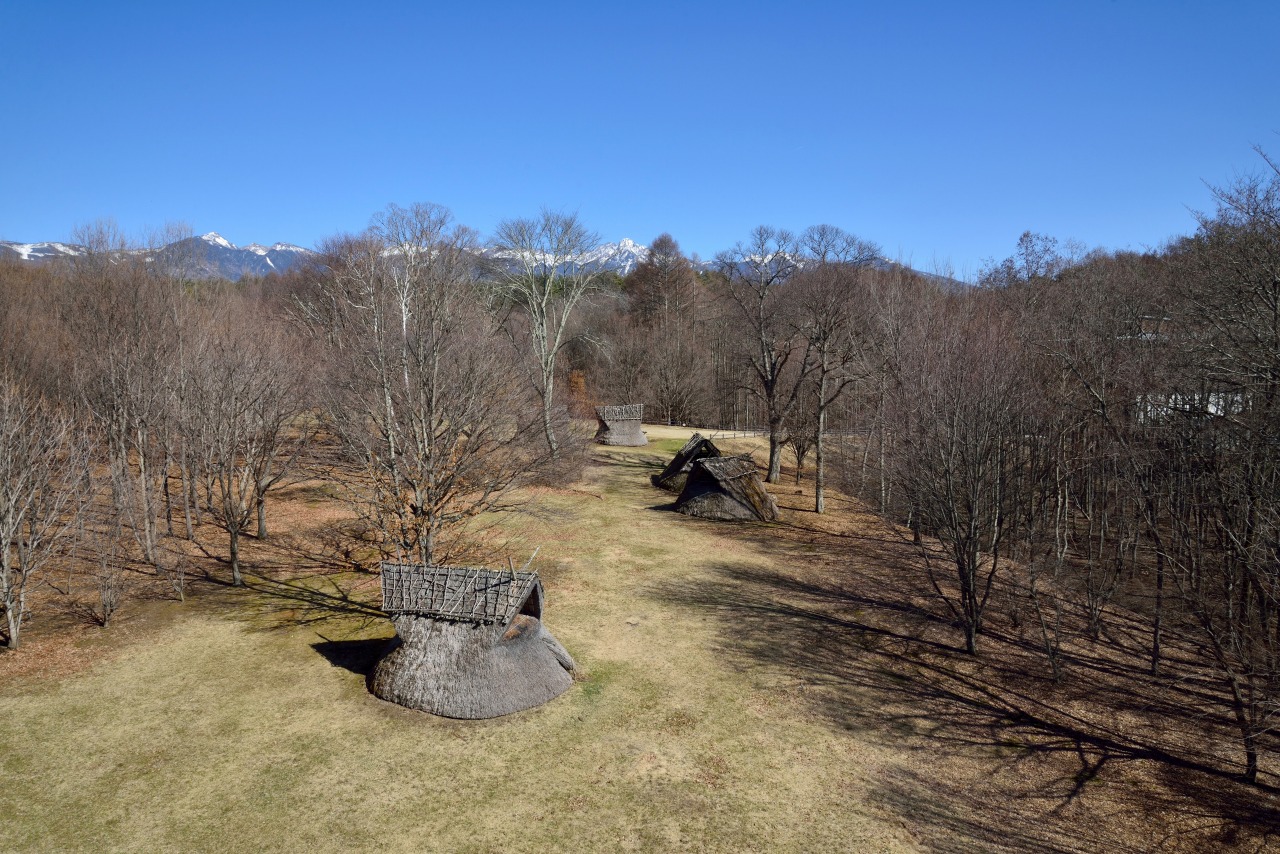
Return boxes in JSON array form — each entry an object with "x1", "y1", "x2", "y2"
[
  {"x1": 194, "y1": 566, "x2": 388, "y2": 639},
  {"x1": 597, "y1": 452, "x2": 666, "y2": 473},
  {"x1": 651, "y1": 560, "x2": 1280, "y2": 852}
]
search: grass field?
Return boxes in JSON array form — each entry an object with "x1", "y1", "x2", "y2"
[{"x1": 1, "y1": 426, "x2": 1276, "y2": 852}]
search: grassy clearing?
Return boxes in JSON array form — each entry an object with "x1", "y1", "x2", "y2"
[
  {"x1": 3, "y1": 424, "x2": 1276, "y2": 852},
  {"x1": 0, "y1": 428, "x2": 914, "y2": 853}
]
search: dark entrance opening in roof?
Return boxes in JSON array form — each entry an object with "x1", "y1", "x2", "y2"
[{"x1": 519, "y1": 583, "x2": 543, "y2": 621}]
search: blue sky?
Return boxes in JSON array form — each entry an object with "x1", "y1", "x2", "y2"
[{"x1": 2, "y1": 1, "x2": 1277, "y2": 277}]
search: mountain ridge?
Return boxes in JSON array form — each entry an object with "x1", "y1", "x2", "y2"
[{"x1": 2, "y1": 231, "x2": 957, "y2": 286}]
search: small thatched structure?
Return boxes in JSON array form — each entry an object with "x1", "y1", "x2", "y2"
[
  {"x1": 652, "y1": 432, "x2": 722, "y2": 493},
  {"x1": 594, "y1": 404, "x2": 647, "y2": 446},
  {"x1": 674, "y1": 455, "x2": 780, "y2": 522},
  {"x1": 371, "y1": 564, "x2": 575, "y2": 719}
]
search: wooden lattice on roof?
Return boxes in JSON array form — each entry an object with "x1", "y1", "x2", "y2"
[
  {"x1": 596, "y1": 404, "x2": 643, "y2": 422},
  {"x1": 380, "y1": 563, "x2": 543, "y2": 625}
]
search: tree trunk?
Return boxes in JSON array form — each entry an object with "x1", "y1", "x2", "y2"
[
  {"x1": 541, "y1": 369, "x2": 559, "y2": 459},
  {"x1": 162, "y1": 462, "x2": 175, "y2": 537},
  {"x1": 179, "y1": 456, "x2": 195, "y2": 540},
  {"x1": 229, "y1": 525, "x2": 242, "y2": 587},
  {"x1": 1225, "y1": 669, "x2": 1260, "y2": 783},
  {"x1": 1151, "y1": 545, "x2": 1164, "y2": 676},
  {"x1": 815, "y1": 398, "x2": 827, "y2": 514},
  {"x1": 134, "y1": 428, "x2": 158, "y2": 567},
  {"x1": 4, "y1": 592, "x2": 20, "y2": 649},
  {"x1": 256, "y1": 495, "x2": 268, "y2": 540},
  {"x1": 767, "y1": 429, "x2": 783, "y2": 483}
]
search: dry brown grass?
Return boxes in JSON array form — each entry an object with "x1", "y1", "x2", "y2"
[{"x1": 0, "y1": 424, "x2": 1276, "y2": 852}]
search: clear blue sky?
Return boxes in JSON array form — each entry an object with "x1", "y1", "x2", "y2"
[{"x1": 2, "y1": 0, "x2": 1277, "y2": 277}]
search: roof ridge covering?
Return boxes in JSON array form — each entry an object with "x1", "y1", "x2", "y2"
[
  {"x1": 596, "y1": 404, "x2": 644, "y2": 421},
  {"x1": 380, "y1": 563, "x2": 541, "y2": 625}
]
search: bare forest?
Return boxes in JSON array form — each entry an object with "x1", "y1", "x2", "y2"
[{"x1": 2, "y1": 159, "x2": 1279, "y2": 845}]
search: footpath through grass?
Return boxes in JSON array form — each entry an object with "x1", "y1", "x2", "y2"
[{"x1": 0, "y1": 429, "x2": 918, "y2": 853}]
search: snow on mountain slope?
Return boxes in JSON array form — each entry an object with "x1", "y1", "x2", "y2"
[
  {"x1": 484, "y1": 238, "x2": 651, "y2": 276},
  {"x1": 1, "y1": 233, "x2": 314, "y2": 280},
  {"x1": 4, "y1": 233, "x2": 953, "y2": 285},
  {"x1": 0, "y1": 241, "x2": 85, "y2": 261},
  {"x1": 201, "y1": 232, "x2": 236, "y2": 250}
]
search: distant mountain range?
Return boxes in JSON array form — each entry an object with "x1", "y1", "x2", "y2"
[
  {"x1": 0, "y1": 232, "x2": 312, "y2": 280},
  {"x1": 1, "y1": 232, "x2": 957, "y2": 286},
  {"x1": 0, "y1": 232, "x2": 655, "y2": 281}
]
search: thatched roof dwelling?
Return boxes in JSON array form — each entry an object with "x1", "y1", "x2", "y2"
[
  {"x1": 371, "y1": 564, "x2": 575, "y2": 718},
  {"x1": 594, "y1": 404, "x2": 647, "y2": 446},
  {"x1": 652, "y1": 432, "x2": 722, "y2": 492},
  {"x1": 674, "y1": 455, "x2": 780, "y2": 522}
]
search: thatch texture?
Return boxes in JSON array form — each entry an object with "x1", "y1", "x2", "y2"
[
  {"x1": 594, "y1": 404, "x2": 647, "y2": 446},
  {"x1": 371, "y1": 564, "x2": 575, "y2": 718},
  {"x1": 674, "y1": 455, "x2": 780, "y2": 522},
  {"x1": 651, "y1": 432, "x2": 722, "y2": 493},
  {"x1": 381, "y1": 564, "x2": 542, "y2": 624}
]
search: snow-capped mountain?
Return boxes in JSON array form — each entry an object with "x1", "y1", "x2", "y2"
[
  {"x1": 3, "y1": 231, "x2": 659, "y2": 280},
  {"x1": 1, "y1": 231, "x2": 655, "y2": 280},
  {"x1": 156, "y1": 232, "x2": 311, "y2": 279},
  {"x1": 480, "y1": 237, "x2": 652, "y2": 276},
  {"x1": 0, "y1": 232, "x2": 313, "y2": 280},
  {"x1": 581, "y1": 238, "x2": 649, "y2": 275},
  {"x1": 2, "y1": 232, "x2": 953, "y2": 286}
]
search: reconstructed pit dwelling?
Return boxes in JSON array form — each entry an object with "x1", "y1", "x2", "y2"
[
  {"x1": 673, "y1": 454, "x2": 780, "y2": 522},
  {"x1": 594, "y1": 404, "x2": 647, "y2": 446},
  {"x1": 652, "y1": 432, "x2": 722, "y2": 493},
  {"x1": 371, "y1": 564, "x2": 575, "y2": 719}
]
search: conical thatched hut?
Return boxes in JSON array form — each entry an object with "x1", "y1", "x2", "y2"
[
  {"x1": 594, "y1": 404, "x2": 647, "y2": 446},
  {"x1": 371, "y1": 564, "x2": 575, "y2": 719},
  {"x1": 652, "y1": 432, "x2": 722, "y2": 492},
  {"x1": 674, "y1": 455, "x2": 780, "y2": 522}
]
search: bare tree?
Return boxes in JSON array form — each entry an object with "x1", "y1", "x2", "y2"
[
  {"x1": 793, "y1": 226, "x2": 882, "y2": 511},
  {"x1": 0, "y1": 379, "x2": 88, "y2": 649},
  {"x1": 88, "y1": 510, "x2": 129, "y2": 628},
  {"x1": 65, "y1": 222, "x2": 177, "y2": 572},
  {"x1": 623, "y1": 234, "x2": 709, "y2": 424},
  {"x1": 188, "y1": 320, "x2": 310, "y2": 586},
  {"x1": 490, "y1": 210, "x2": 612, "y2": 457},
  {"x1": 1153, "y1": 157, "x2": 1280, "y2": 783},
  {"x1": 889, "y1": 295, "x2": 1052, "y2": 654},
  {"x1": 716, "y1": 226, "x2": 811, "y2": 482},
  {"x1": 300, "y1": 204, "x2": 548, "y2": 567},
  {"x1": 800, "y1": 223, "x2": 881, "y2": 267}
]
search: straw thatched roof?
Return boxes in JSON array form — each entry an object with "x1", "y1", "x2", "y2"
[
  {"x1": 371, "y1": 563, "x2": 574, "y2": 718},
  {"x1": 674, "y1": 454, "x2": 780, "y2": 522},
  {"x1": 594, "y1": 404, "x2": 647, "y2": 446},
  {"x1": 652, "y1": 432, "x2": 722, "y2": 493}
]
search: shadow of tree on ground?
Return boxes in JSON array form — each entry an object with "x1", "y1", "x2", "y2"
[{"x1": 652, "y1": 553, "x2": 1280, "y2": 853}]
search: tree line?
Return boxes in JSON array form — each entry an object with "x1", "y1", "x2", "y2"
[{"x1": 1, "y1": 154, "x2": 1277, "y2": 781}]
